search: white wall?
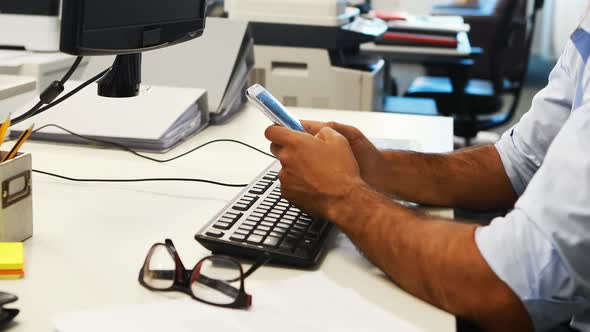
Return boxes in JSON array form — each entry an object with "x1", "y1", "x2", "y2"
[
  {"x1": 372, "y1": 0, "x2": 437, "y2": 15},
  {"x1": 552, "y1": 0, "x2": 587, "y2": 56}
]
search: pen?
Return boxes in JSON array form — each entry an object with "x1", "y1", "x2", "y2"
[
  {"x1": 2, "y1": 124, "x2": 34, "y2": 163},
  {"x1": 0, "y1": 114, "x2": 12, "y2": 147}
]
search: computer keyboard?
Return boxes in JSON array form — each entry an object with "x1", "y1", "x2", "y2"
[{"x1": 195, "y1": 161, "x2": 333, "y2": 267}]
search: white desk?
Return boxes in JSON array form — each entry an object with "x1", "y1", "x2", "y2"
[{"x1": 2, "y1": 105, "x2": 455, "y2": 332}]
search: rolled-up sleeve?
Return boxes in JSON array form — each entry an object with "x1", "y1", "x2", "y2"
[
  {"x1": 495, "y1": 48, "x2": 574, "y2": 196},
  {"x1": 477, "y1": 103, "x2": 590, "y2": 331}
]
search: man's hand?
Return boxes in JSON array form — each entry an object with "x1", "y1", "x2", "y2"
[
  {"x1": 265, "y1": 124, "x2": 365, "y2": 219},
  {"x1": 300, "y1": 121, "x2": 387, "y2": 192}
]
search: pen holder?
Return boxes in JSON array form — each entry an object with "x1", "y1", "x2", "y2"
[{"x1": 0, "y1": 152, "x2": 33, "y2": 242}]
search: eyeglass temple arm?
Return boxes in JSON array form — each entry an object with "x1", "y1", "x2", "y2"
[
  {"x1": 242, "y1": 254, "x2": 272, "y2": 280},
  {"x1": 196, "y1": 274, "x2": 240, "y2": 298}
]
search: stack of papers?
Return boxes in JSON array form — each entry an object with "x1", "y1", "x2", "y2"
[
  {"x1": 387, "y1": 15, "x2": 470, "y2": 36},
  {"x1": 0, "y1": 242, "x2": 24, "y2": 279},
  {"x1": 11, "y1": 84, "x2": 208, "y2": 152},
  {"x1": 54, "y1": 273, "x2": 424, "y2": 332}
]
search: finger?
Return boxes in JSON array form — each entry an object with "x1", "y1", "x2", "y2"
[
  {"x1": 316, "y1": 127, "x2": 345, "y2": 142},
  {"x1": 300, "y1": 120, "x2": 329, "y2": 135},
  {"x1": 270, "y1": 143, "x2": 282, "y2": 157},
  {"x1": 264, "y1": 125, "x2": 302, "y2": 146},
  {"x1": 325, "y1": 121, "x2": 366, "y2": 142}
]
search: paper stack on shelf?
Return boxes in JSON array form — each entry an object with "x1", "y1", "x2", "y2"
[
  {"x1": 386, "y1": 14, "x2": 470, "y2": 35},
  {"x1": 0, "y1": 242, "x2": 24, "y2": 279},
  {"x1": 373, "y1": 13, "x2": 469, "y2": 48}
]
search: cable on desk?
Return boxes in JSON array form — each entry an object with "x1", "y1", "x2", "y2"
[
  {"x1": 24, "y1": 124, "x2": 276, "y2": 187},
  {"x1": 33, "y1": 169, "x2": 249, "y2": 188},
  {"x1": 25, "y1": 124, "x2": 277, "y2": 161}
]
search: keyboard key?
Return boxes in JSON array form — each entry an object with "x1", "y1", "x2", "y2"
[
  {"x1": 233, "y1": 196, "x2": 259, "y2": 211},
  {"x1": 300, "y1": 215, "x2": 312, "y2": 222},
  {"x1": 246, "y1": 216, "x2": 261, "y2": 223},
  {"x1": 249, "y1": 184, "x2": 271, "y2": 195},
  {"x1": 247, "y1": 234, "x2": 264, "y2": 244},
  {"x1": 243, "y1": 220, "x2": 257, "y2": 227},
  {"x1": 270, "y1": 231, "x2": 284, "y2": 238},
  {"x1": 265, "y1": 216, "x2": 279, "y2": 223},
  {"x1": 213, "y1": 222, "x2": 231, "y2": 230},
  {"x1": 268, "y1": 212, "x2": 282, "y2": 218},
  {"x1": 253, "y1": 230, "x2": 267, "y2": 236},
  {"x1": 290, "y1": 229, "x2": 304, "y2": 238},
  {"x1": 206, "y1": 230, "x2": 224, "y2": 238},
  {"x1": 235, "y1": 229, "x2": 249, "y2": 236},
  {"x1": 230, "y1": 234, "x2": 247, "y2": 242},
  {"x1": 257, "y1": 225, "x2": 271, "y2": 232},
  {"x1": 260, "y1": 221, "x2": 275, "y2": 227},
  {"x1": 277, "y1": 222, "x2": 292, "y2": 229},
  {"x1": 263, "y1": 236, "x2": 281, "y2": 247},
  {"x1": 239, "y1": 225, "x2": 254, "y2": 232},
  {"x1": 216, "y1": 212, "x2": 244, "y2": 229},
  {"x1": 283, "y1": 214, "x2": 297, "y2": 221},
  {"x1": 264, "y1": 174, "x2": 278, "y2": 181},
  {"x1": 275, "y1": 225, "x2": 289, "y2": 232},
  {"x1": 296, "y1": 220, "x2": 311, "y2": 226},
  {"x1": 293, "y1": 225, "x2": 307, "y2": 233}
]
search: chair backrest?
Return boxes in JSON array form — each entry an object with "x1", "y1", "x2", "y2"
[
  {"x1": 487, "y1": 0, "x2": 520, "y2": 93},
  {"x1": 494, "y1": 0, "x2": 545, "y2": 128}
]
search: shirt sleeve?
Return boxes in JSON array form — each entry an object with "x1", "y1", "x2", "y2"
[
  {"x1": 477, "y1": 104, "x2": 590, "y2": 331},
  {"x1": 495, "y1": 45, "x2": 575, "y2": 196}
]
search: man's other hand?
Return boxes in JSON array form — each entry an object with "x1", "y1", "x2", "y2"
[
  {"x1": 301, "y1": 121, "x2": 386, "y2": 192},
  {"x1": 265, "y1": 124, "x2": 365, "y2": 219}
]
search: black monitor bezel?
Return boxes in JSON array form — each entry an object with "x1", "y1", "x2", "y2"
[{"x1": 59, "y1": 0, "x2": 207, "y2": 56}]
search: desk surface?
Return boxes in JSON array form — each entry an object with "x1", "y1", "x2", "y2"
[{"x1": 2, "y1": 106, "x2": 455, "y2": 332}]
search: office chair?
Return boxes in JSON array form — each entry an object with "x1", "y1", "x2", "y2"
[{"x1": 404, "y1": 0, "x2": 544, "y2": 141}]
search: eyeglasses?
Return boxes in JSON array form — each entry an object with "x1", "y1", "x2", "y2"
[
  {"x1": 0, "y1": 292, "x2": 19, "y2": 328},
  {"x1": 138, "y1": 239, "x2": 270, "y2": 309}
]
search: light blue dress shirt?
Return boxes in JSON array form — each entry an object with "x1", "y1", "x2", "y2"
[{"x1": 475, "y1": 16, "x2": 590, "y2": 332}]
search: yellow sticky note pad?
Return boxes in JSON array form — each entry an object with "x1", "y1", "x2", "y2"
[
  {"x1": 0, "y1": 242, "x2": 24, "y2": 270},
  {"x1": 0, "y1": 270, "x2": 24, "y2": 280}
]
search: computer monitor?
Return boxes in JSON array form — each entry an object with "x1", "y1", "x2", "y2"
[
  {"x1": 0, "y1": 0, "x2": 61, "y2": 51},
  {"x1": 60, "y1": 0, "x2": 208, "y2": 97}
]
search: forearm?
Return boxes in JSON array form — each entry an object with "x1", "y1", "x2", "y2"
[
  {"x1": 328, "y1": 185, "x2": 532, "y2": 331},
  {"x1": 370, "y1": 145, "x2": 517, "y2": 211}
]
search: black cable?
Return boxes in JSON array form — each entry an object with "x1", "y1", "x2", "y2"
[
  {"x1": 21, "y1": 124, "x2": 275, "y2": 187},
  {"x1": 11, "y1": 56, "x2": 87, "y2": 126},
  {"x1": 29, "y1": 69, "x2": 110, "y2": 119},
  {"x1": 22, "y1": 123, "x2": 276, "y2": 162},
  {"x1": 33, "y1": 169, "x2": 248, "y2": 187},
  {"x1": 59, "y1": 57, "x2": 84, "y2": 84}
]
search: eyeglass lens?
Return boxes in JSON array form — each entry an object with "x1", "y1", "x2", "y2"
[
  {"x1": 190, "y1": 257, "x2": 242, "y2": 305},
  {"x1": 143, "y1": 244, "x2": 176, "y2": 290}
]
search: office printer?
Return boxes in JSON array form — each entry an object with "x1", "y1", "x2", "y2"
[
  {"x1": 226, "y1": 0, "x2": 388, "y2": 112},
  {"x1": 0, "y1": 0, "x2": 61, "y2": 52}
]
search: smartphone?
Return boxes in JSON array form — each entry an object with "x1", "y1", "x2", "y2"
[{"x1": 246, "y1": 84, "x2": 306, "y2": 132}]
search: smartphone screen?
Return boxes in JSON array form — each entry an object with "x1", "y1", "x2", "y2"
[{"x1": 247, "y1": 84, "x2": 306, "y2": 132}]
